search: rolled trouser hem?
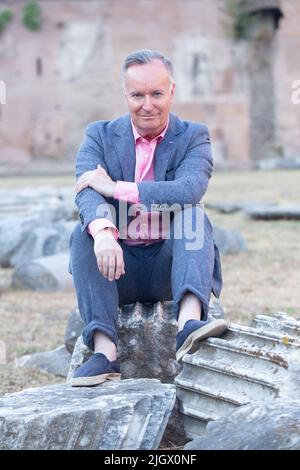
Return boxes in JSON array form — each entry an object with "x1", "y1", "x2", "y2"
[
  {"x1": 82, "y1": 321, "x2": 118, "y2": 351},
  {"x1": 173, "y1": 285, "x2": 210, "y2": 322}
]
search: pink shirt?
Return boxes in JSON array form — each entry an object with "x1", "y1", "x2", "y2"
[{"x1": 88, "y1": 119, "x2": 169, "y2": 245}]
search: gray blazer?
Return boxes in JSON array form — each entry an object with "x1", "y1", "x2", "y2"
[{"x1": 75, "y1": 112, "x2": 222, "y2": 297}]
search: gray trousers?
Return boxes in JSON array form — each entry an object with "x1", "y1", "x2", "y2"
[{"x1": 69, "y1": 206, "x2": 221, "y2": 350}]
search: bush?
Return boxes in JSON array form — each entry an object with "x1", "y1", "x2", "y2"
[
  {"x1": 0, "y1": 9, "x2": 13, "y2": 34},
  {"x1": 22, "y1": 1, "x2": 42, "y2": 31},
  {"x1": 226, "y1": 0, "x2": 256, "y2": 40}
]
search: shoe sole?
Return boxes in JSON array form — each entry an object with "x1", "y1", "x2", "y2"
[
  {"x1": 176, "y1": 319, "x2": 228, "y2": 363},
  {"x1": 70, "y1": 373, "x2": 121, "y2": 387}
]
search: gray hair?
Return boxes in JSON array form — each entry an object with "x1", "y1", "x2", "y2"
[{"x1": 122, "y1": 49, "x2": 174, "y2": 81}]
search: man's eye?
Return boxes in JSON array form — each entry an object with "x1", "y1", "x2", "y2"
[
  {"x1": 153, "y1": 92, "x2": 162, "y2": 97},
  {"x1": 132, "y1": 94, "x2": 142, "y2": 99}
]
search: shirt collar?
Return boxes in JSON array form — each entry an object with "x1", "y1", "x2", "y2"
[{"x1": 131, "y1": 116, "x2": 169, "y2": 143}]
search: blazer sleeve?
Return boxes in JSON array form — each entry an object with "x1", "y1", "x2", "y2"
[
  {"x1": 75, "y1": 122, "x2": 116, "y2": 232},
  {"x1": 136, "y1": 123, "x2": 213, "y2": 211}
]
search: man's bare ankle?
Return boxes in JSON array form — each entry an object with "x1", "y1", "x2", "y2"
[
  {"x1": 93, "y1": 331, "x2": 117, "y2": 361},
  {"x1": 94, "y1": 349, "x2": 117, "y2": 362}
]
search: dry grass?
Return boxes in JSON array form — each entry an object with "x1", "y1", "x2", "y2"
[
  {"x1": 0, "y1": 170, "x2": 299, "y2": 396},
  {"x1": 0, "y1": 175, "x2": 73, "y2": 189},
  {"x1": 205, "y1": 170, "x2": 300, "y2": 323},
  {"x1": 0, "y1": 282, "x2": 76, "y2": 395}
]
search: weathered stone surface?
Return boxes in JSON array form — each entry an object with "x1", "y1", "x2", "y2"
[
  {"x1": 0, "y1": 218, "x2": 34, "y2": 268},
  {"x1": 0, "y1": 186, "x2": 77, "y2": 269},
  {"x1": 256, "y1": 157, "x2": 300, "y2": 170},
  {"x1": 67, "y1": 335, "x2": 89, "y2": 382},
  {"x1": 0, "y1": 216, "x2": 76, "y2": 268},
  {"x1": 52, "y1": 221, "x2": 77, "y2": 253},
  {"x1": 57, "y1": 188, "x2": 78, "y2": 221},
  {"x1": 117, "y1": 302, "x2": 180, "y2": 382},
  {"x1": 206, "y1": 201, "x2": 276, "y2": 214},
  {"x1": 68, "y1": 302, "x2": 180, "y2": 383},
  {"x1": 64, "y1": 308, "x2": 85, "y2": 353},
  {"x1": 246, "y1": 204, "x2": 300, "y2": 220},
  {"x1": 10, "y1": 225, "x2": 60, "y2": 268},
  {"x1": 0, "y1": 379, "x2": 176, "y2": 450},
  {"x1": 176, "y1": 313, "x2": 300, "y2": 439},
  {"x1": 212, "y1": 224, "x2": 246, "y2": 254},
  {"x1": 207, "y1": 298, "x2": 225, "y2": 320},
  {"x1": 14, "y1": 345, "x2": 71, "y2": 378},
  {"x1": 184, "y1": 399, "x2": 300, "y2": 450},
  {"x1": 0, "y1": 187, "x2": 76, "y2": 221},
  {"x1": 206, "y1": 202, "x2": 244, "y2": 214},
  {"x1": 207, "y1": 201, "x2": 300, "y2": 222},
  {"x1": 67, "y1": 299, "x2": 224, "y2": 381},
  {"x1": 253, "y1": 311, "x2": 300, "y2": 337},
  {"x1": 11, "y1": 253, "x2": 73, "y2": 291}
]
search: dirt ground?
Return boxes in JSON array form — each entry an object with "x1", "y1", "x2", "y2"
[{"x1": 0, "y1": 170, "x2": 300, "y2": 396}]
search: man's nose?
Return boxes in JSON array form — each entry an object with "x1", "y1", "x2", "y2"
[{"x1": 142, "y1": 95, "x2": 154, "y2": 111}]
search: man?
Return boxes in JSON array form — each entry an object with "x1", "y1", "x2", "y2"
[{"x1": 69, "y1": 49, "x2": 227, "y2": 387}]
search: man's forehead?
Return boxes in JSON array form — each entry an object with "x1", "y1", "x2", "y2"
[
  {"x1": 125, "y1": 78, "x2": 169, "y2": 93},
  {"x1": 124, "y1": 60, "x2": 170, "y2": 86}
]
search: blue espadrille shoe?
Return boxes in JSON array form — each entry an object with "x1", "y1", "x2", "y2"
[
  {"x1": 70, "y1": 352, "x2": 121, "y2": 387},
  {"x1": 176, "y1": 318, "x2": 228, "y2": 363}
]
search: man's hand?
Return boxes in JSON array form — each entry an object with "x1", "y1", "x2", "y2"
[
  {"x1": 76, "y1": 165, "x2": 117, "y2": 198},
  {"x1": 94, "y1": 228, "x2": 125, "y2": 281}
]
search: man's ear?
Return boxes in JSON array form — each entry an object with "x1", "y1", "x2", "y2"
[{"x1": 170, "y1": 82, "x2": 176, "y2": 97}]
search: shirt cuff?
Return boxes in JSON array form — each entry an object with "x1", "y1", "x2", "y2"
[
  {"x1": 114, "y1": 181, "x2": 140, "y2": 204},
  {"x1": 87, "y1": 219, "x2": 119, "y2": 240}
]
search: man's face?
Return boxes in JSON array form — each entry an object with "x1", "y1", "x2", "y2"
[{"x1": 124, "y1": 59, "x2": 175, "y2": 139}]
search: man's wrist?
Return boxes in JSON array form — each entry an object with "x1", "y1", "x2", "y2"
[
  {"x1": 109, "y1": 181, "x2": 117, "y2": 197},
  {"x1": 94, "y1": 227, "x2": 116, "y2": 240}
]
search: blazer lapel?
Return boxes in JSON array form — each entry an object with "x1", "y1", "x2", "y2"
[
  {"x1": 112, "y1": 115, "x2": 136, "y2": 182},
  {"x1": 154, "y1": 113, "x2": 185, "y2": 181}
]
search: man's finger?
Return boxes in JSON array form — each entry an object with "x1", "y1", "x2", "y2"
[
  {"x1": 97, "y1": 255, "x2": 103, "y2": 276},
  {"x1": 115, "y1": 252, "x2": 124, "y2": 279},
  {"x1": 97, "y1": 164, "x2": 105, "y2": 173},
  {"x1": 75, "y1": 181, "x2": 88, "y2": 193},
  {"x1": 102, "y1": 255, "x2": 109, "y2": 278},
  {"x1": 78, "y1": 173, "x2": 87, "y2": 184},
  {"x1": 108, "y1": 256, "x2": 116, "y2": 282},
  {"x1": 96, "y1": 164, "x2": 108, "y2": 176}
]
